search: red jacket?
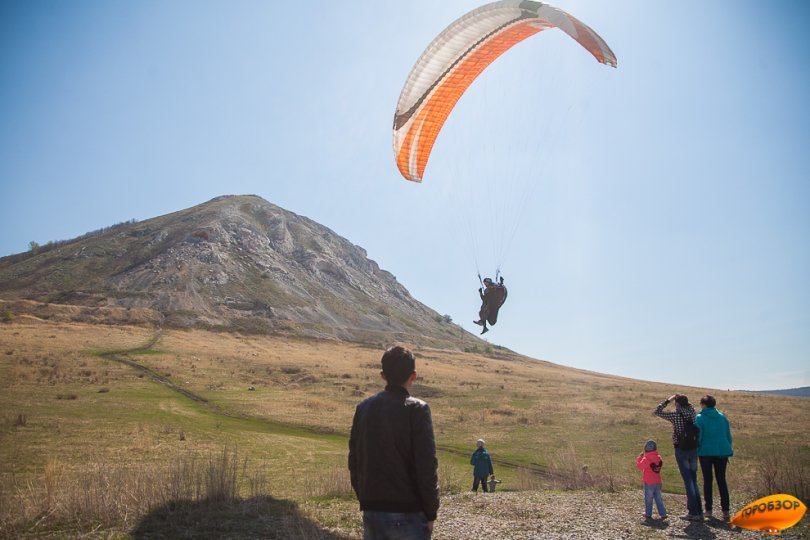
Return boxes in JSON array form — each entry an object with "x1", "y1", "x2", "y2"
[{"x1": 635, "y1": 450, "x2": 664, "y2": 485}]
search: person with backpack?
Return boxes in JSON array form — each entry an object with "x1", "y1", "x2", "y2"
[
  {"x1": 695, "y1": 395, "x2": 733, "y2": 521},
  {"x1": 473, "y1": 277, "x2": 507, "y2": 335},
  {"x1": 654, "y1": 394, "x2": 702, "y2": 521}
]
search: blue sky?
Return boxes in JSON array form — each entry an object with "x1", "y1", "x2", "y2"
[{"x1": 1, "y1": 0, "x2": 808, "y2": 391}]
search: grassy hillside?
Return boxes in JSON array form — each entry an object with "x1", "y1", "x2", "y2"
[{"x1": 1, "y1": 318, "x2": 808, "y2": 538}]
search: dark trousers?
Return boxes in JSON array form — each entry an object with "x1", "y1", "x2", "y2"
[
  {"x1": 699, "y1": 456, "x2": 730, "y2": 513},
  {"x1": 472, "y1": 475, "x2": 489, "y2": 492},
  {"x1": 362, "y1": 511, "x2": 431, "y2": 540},
  {"x1": 479, "y1": 305, "x2": 499, "y2": 326}
]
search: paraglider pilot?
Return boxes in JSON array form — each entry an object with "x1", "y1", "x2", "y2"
[{"x1": 474, "y1": 277, "x2": 507, "y2": 335}]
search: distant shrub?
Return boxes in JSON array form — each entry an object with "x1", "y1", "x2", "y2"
[
  {"x1": 13, "y1": 414, "x2": 26, "y2": 427},
  {"x1": 56, "y1": 394, "x2": 78, "y2": 400},
  {"x1": 2, "y1": 310, "x2": 13, "y2": 323},
  {"x1": 748, "y1": 445, "x2": 808, "y2": 501}
]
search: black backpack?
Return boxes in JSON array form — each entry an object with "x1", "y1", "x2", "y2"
[{"x1": 677, "y1": 409, "x2": 699, "y2": 450}]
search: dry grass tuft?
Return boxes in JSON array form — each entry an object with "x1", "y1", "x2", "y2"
[
  {"x1": 547, "y1": 444, "x2": 629, "y2": 492},
  {"x1": 302, "y1": 466, "x2": 354, "y2": 499},
  {"x1": 438, "y1": 460, "x2": 465, "y2": 494},
  {"x1": 515, "y1": 467, "x2": 545, "y2": 491},
  {"x1": 0, "y1": 446, "x2": 350, "y2": 538}
]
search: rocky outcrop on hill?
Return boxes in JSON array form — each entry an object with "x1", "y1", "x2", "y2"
[{"x1": 0, "y1": 195, "x2": 477, "y2": 348}]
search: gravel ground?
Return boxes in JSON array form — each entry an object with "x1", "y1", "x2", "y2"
[{"x1": 428, "y1": 490, "x2": 809, "y2": 540}]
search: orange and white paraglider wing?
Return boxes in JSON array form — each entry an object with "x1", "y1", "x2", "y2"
[{"x1": 392, "y1": 0, "x2": 617, "y2": 182}]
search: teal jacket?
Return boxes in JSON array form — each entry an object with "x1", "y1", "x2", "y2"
[
  {"x1": 470, "y1": 447, "x2": 493, "y2": 477},
  {"x1": 695, "y1": 407, "x2": 733, "y2": 457}
]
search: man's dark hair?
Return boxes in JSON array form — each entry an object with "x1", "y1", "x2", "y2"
[
  {"x1": 674, "y1": 395, "x2": 689, "y2": 407},
  {"x1": 700, "y1": 395, "x2": 716, "y2": 408},
  {"x1": 381, "y1": 346, "x2": 415, "y2": 386}
]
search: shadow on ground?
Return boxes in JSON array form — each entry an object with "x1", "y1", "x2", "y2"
[
  {"x1": 131, "y1": 496, "x2": 352, "y2": 540},
  {"x1": 640, "y1": 517, "x2": 669, "y2": 531},
  {"x1": 671, "y1": 521, "x2": 722, "y2": 539}
]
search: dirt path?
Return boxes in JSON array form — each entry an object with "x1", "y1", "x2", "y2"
[{"x1": 98, "y1": 328, "x2": 214, "y2": 407}]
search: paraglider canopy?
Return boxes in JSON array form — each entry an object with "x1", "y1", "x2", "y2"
[{"x1": 392, "y1": 0, "x2": 617, "y2": 182}]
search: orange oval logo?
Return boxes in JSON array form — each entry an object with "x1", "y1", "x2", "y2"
[{"x1": 730, "y1": 494, "x2": 806, "y2": 533}]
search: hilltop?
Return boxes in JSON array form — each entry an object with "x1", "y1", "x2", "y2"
[{"x1": 0, "y1": 195, "x2": 481, "y2": 350}]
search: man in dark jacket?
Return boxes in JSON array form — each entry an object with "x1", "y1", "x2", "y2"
[
  {"x1": 349, "y1": 346, "x2": 440, "y2": 539},
  {"x1": 473, "y1": 277, "x2": 508, "y2": 334}
]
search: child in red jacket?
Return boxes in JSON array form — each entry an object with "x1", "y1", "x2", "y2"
[{"x1": 636, "y1": 439, "x2": 668, "y2": 520}]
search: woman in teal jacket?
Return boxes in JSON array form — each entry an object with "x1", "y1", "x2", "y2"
[{"x1": 694, "y1": 395, "x2": 733, "y2": 521}]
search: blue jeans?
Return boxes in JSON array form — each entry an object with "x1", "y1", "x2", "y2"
[
  {"x1": 362, "y1": 511, "x2": 431, "y2": 540},
  {"x1": 699, "y1": 456, "x2": 730, "y2": 514},
  {"x1": 675, "y1": 447, "x2": 702, "y2": 516},
  {"x1": 644, "y1": 482, "x2": 667, "y2": 517}
]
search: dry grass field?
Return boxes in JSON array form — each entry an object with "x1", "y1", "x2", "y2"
[{"x1": 1, "y1": 316, "x2": 808, "y2": 538}]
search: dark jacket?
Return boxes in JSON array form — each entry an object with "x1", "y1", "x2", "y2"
[
  {"x1": 348, "y1": 385, "x2": 440, "y2": 521},
  {"x1": 480, "y1": 285, "x2": 507, "y2": 308},
  {"x1": 470, "y1": 447, "x2": 493, "y2": 478},
  {"x1": 479, "y1": 285, "x2": 508, "y2": 324}
]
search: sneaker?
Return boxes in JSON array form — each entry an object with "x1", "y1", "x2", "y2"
[
  {"x1": 480, "y1": 327, "x2": 489, "y2": 334},
  {"x1": 680, "y1": 514, "x2": 702, "y2": 521},
  {"x1": 722, "y1": 512, "x2": 731, "y2": 521},
  {"x1": 705, "y1": 511, "x2": 713, "y2": 520},
  {"x1": 473, "y1": 320, "x2": 483, "y2": 326},
  {"x1": 659, "y1": 515, "x2": 668, "y2": 520}
]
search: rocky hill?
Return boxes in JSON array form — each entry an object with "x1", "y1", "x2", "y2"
[{"x1": 0, "y1": 195, "x2": 481, "y2": 349}]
